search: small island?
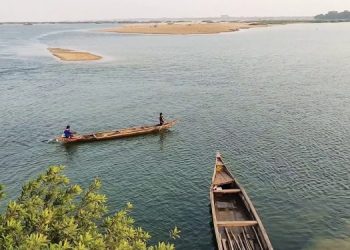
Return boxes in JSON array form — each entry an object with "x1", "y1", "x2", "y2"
[
  {"x1": 48, "y1": 48, "x2": 102, "y2": 61},
  {"x1": 103, "y1": 22, "x2": 264, "y2": 35}
]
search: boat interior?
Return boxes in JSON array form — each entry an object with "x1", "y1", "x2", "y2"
[
  {"x1": 213, "y1": 166, "x2": 269, "y2": 249},
  {"x1": 79, "y1": 122, "x2": 171, "y2": 139}
]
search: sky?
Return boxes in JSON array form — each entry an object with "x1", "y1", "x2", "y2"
[{"x1": 1, "y1": 0, "x2": 350, "y2": 22}]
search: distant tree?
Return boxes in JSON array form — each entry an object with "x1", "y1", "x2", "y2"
[
  {"x1": 314, "y1": 14, "x2": 324, "y2": 20},
  {"x1": 339, "y1": 10, "x2": 350, "y2": 19},
  {"x1": 315, "y1": 10, "x2": 350, "y2": 20},
  {"x1": 0, "y1": 166, "x2": 179, "y2": 249}
]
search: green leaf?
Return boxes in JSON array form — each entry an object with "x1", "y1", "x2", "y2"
[{"x1": 170, "y1": 226, "x2": 181, "y2": 240}]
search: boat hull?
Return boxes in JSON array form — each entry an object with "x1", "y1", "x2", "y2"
[
  {"x1": 56, "y1": 120, "x2": 176, "y2": 144},
  {"x1": 210, "y1": 153, "x2": 273, "y2": 250}
]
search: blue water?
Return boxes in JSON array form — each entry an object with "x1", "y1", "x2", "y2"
[{"x1": 0, "y1": 22, "x2": 350, "y2": 249}]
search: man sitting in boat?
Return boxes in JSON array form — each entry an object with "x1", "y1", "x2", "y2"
[
  {"x1": 159, "y1": 113, "x2": 164, "y2": 126},
  {"x1": 63, "y1": 125, "x2": 73, "y2": 138}
]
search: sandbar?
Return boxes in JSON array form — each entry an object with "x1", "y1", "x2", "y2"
[
  {"x1": 103, "y1": 22, "x2": 264, "y2": 35},
  {"x1": 48, "y1": 48, "x2": 102, "y2": 61}
]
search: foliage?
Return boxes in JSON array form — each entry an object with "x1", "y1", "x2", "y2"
[
  {"x1": 315, "y1": 10, "x2": 350, "y2": 20},
  {"x1": 0, "y1": 166, "x2": 178, "y2": 249},
  {"x1": 0, "y1": 185, "x2": 4, "y2": 201},
  {"x1": 169, "y1": 227, "x2": 180, "y2": 240}
]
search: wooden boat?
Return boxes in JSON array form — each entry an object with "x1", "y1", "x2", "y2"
[
  {"x1": 210, "y1": 153, "x2": 273, "y2": 250},
  {"x1": 56, "y1": 120, "x2": 177, "y2": 144}
]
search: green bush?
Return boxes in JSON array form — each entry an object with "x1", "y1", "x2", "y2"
[{"x1": 0, "y1": 166, "x2": 179, "y2": 249}]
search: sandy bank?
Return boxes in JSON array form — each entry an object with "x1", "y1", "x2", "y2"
[
  {"x1": 48, "y1": 48, "x2": 102, "y2": 61},
  {"x1": 103, "y1": 22, "x2": 264, "y2": 35}
]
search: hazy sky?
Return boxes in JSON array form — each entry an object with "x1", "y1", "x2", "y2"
[{"x1": 1, "y1": 0, "x2": 350, "y2": 22}]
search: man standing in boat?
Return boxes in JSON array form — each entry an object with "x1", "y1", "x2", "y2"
[
  {"x1": 63, "y1": 125, "x2": 74, "y2": 138},
  {"x1": 159, "y1": 113, "x2": 164, "y2": 126}
]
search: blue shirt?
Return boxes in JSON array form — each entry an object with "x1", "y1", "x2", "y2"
[{"x1": 64, "y1": 129, "x2": 72, "y2": 138}]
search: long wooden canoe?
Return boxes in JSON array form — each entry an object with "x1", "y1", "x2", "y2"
[
  {"x1": 56, "y1": 120, "x2": 177, "y2": 144},
  {"x1": 210, "y1": 152, "x2": 273, "y2": 250}
]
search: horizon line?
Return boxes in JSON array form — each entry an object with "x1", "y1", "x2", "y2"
[{"x1": 0, "y1": 15, "x2": 316, "y2": 23}]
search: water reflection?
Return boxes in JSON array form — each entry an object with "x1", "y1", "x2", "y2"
[
  {"x1": 159, "y1": 131, "x2": 166, "y2": 151},
  {"x1": 158, "y1": 130, "x2": 176, "y2": 151},
  {"x1": 62, "y1": 143, "x2": 79, "y2": 159}
]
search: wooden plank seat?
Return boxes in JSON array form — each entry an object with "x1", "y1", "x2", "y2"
[
  {"x1": 214, "y1": 189, "x2": 241, "y2": 194},
  {"x1": 217, "y1": 221, "x2": 258, "y2": 227}
]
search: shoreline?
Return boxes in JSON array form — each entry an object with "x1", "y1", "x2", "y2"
[
  {"x1": 102, "y1": 22, "x2": 267, "y2": 35},
  {"x1": 48, "y1": 48, "x2": 102, "y2": 61}
]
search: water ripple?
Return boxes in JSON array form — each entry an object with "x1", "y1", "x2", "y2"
[{"x1": 1, "y1": 23, "x2": 350, "y2": 250}]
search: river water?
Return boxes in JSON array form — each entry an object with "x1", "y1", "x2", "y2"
[{"x1": 0, "y1": 22, "x2": 350, "y2": 249}]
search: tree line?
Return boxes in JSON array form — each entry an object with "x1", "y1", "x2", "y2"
[{"x1": 315, "y1": 10, "x2": 350, "y2": 20}]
